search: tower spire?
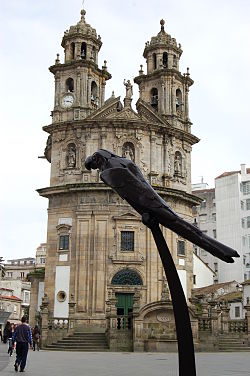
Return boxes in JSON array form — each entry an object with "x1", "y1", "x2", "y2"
[
  {"x1": 160, "y1": 19, "x2": 165, "y2": 32},
  {"x1": 80, "y1": 0, "x2": 86, "y2": 22}
]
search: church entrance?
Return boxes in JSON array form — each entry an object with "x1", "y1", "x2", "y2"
[{"x1": 116, "y1": 293, "x2": 133, "y2": 329}]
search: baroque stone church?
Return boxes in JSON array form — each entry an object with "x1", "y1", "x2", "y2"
[{"x1": 37, "y1": 6, "x2": 201, "y2": 350}]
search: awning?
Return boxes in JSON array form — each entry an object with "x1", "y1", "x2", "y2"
[{"x1": 0, "y1": 310, "x2": 11, "y2": 324}]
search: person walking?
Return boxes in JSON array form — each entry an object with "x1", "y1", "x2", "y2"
[
  {"x1": 13, "y1": 316, "x2": 32, "y2": 372},
  {"x1": 32, "y1": 325, "x2": 40, "y2": 351},
  {"x1": 8, "y1": 323, "x2": 15, "y2": 356},
  {"x1": 3, "y1": 321, "x2": 11, "y2": 344}
]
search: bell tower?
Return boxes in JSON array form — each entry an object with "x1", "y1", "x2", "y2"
[
  {"x1": 50, "y1": 6, "x2": 111, "y2": 124},
  {"x1": 134, "y1": 20, "x2": 193, "y2": 132}
]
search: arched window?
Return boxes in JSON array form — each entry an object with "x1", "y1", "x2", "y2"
[
  {"x1": 111, "y1": 269, "x2": 143, "y2": 286},
  {"x1": 176, "y1": 89, "x2": 182, "y2": 110},
  {"x1": 91, "y1": 81, "x2": 98, "y2": 105},
  {"x1": 122, "y1": 142, "x2": 135, "y2": 162},
  {"x1": 163, "y1": 52, "x2": 168, "y2": 67},
  {"x1": 66, "y1": 78, "x2": 74, "y2": 92},
  {"x1": 173, "y1": 55, "x2": 177, "y2": 67},
  {"x1": 70, "y1": 42, "x2": 75, "y2": 59},
  {"x1": 153, "y1": 53, "x2": 157, "y2": 70},
  {"x1": 92, "y1": 46, "x2": 96, "y2": 62},
  {"x1": 151, "y1": 87, "x2": 158, "y2": 111},
  {"x1": 81, "y1": 42, "x2": 86, "y2": 59}
]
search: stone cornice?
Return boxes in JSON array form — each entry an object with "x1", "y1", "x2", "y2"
[
  {"x1": 134, "y1": 69, "x2": 193, "y2": 87},
  {"x1": 49, "y1": 61, "x2": 112, "y2": 81},
  {"x1": 42, "y1": 118, "x2": 199, "y2": 146},
  {"x1": 37, "y1": 183, "x2": 201, "y2": 206}
]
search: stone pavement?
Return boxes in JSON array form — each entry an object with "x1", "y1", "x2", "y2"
[
  {"x1": 0, "y1": 343, "x2": 250, "y2": 376},
  {"x1": 0, "y1": 342, "x2": 11, "y2": 372}
]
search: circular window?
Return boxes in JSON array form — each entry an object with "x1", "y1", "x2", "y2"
[{"x1": 57, "y1": 291, "x2": 67, "y2": 302}]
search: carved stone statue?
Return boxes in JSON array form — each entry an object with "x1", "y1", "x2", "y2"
[
  {"x1": 122, "y1": 143, "x2": 134, "y2": 161},
  {"x1": 123, "y1": 79, "x2": 133, "y2": 98},
  {"x1": 67, "y1": 144, "x2": 76, "y2": 168},
  {"x1": 174, "y1": 152, "x2": 182, "y2": 176}
]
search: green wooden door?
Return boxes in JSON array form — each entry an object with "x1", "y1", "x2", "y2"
[{"x1": 116, "y1": 293, "x2": 133, "y2": 329}]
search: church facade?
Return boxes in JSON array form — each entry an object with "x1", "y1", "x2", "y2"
[{"x1": 37, "y1": 6, "x2": 201, "y2": 349}]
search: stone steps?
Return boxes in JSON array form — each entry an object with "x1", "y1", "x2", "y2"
[
  {"x1": 46, "y1": 332, "x2": 109, "y2": 352},
  {"x1": 217, "y1": 336, "x2": 250, "y2": 352},
  {"x1": 218, "y1": 347, "x2": 250, "y2": 352}
]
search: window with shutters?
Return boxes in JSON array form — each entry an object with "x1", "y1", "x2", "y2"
[
  {"x1": 59, "y1": 235, "x2": 69, "y2": 250},
  {"x1": 177, "y1": 240, "x2": 185, "y2": 256}
]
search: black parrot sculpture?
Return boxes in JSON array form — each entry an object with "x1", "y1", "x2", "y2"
[{"x1": 85, "y1": 149, "x2": 240, "y2": 263}]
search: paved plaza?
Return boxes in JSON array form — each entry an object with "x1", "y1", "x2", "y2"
[{"x1": 1, "y1": 343, "x2": 250, "y2": 376}]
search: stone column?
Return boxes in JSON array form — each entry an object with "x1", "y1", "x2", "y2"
[
  {"x1": 75, "y1": 42, "x2": 81, "y2": 60},
  {"x1": 147, "y1": 54, "x2": 153, "y2": 73},
  {"x1": 201, "y1": 300, "x2": 209, "y2": 319},
  {"x1": 171, "y1": 79, "x2": 176, "y2": 115},
  {"x1": 221, "y1": 301, "x2": 230, "y2": 334},
  {"x1": 40, "y1": 294, "x2": 49, "y2": 348},
  {"x1": 165, "y1": 78, "x2": 170, "y2": 115},
  {"x1": 184, "y1": 85, "x2": 189, "y2": 121},
  {"x1": 68, "y1": 293, "x2": 76, "y2": 333},
  {"x1": 209, "y1": 300, "x2": 218, "y2": 335},
  {"x1": 107, "y1": 291, "x2": 119, "y2": 351},
  {"x1": 133, "y1": 289, "x2": 144, "y2": 351},
  {"x1": 168, "y1": 54, "x2": 174, "y2": 69},
  {"x1": 244, "y1": 297, "x2": 250, "y2": 346},
  {"x1": 162, "y1": 137, "x2": 170, "y2": 187},
  {"x1": 82, "y1": 75, "x2": 87, "y2": 107},
  {"x1": 160, "y1": 82, "x2": 165, "y2": 114},
  {"x1": 87, "y1": 74, "x2": 92, "y2": 106},
  {"x1": 28, "y1": 276, "x2": 39, "y2": 328},
  {"x1": 54, "y1": 72, "x2": 60, "y2": 108},
  {"x1": 100, "y1": 128, "x2": 107, "y2": 150},
  {"x1": 150, "y1": 131, "x2": 156, "y2": 173},
  {"x1": 156, "y1": 53, "x2": 162, "y2": 69},
  {"x1": 101, "y1": 80, "x2": 106, "y2": 107},
  {"x1": 200, "y1": 299, "x2": 210, "y2": 331},
  {"x1": 76, "y1": 70, "x2": 81, "y2": 106},
  {"x1": 64, "y1": 41, "x2": 70, "y2": 62}
]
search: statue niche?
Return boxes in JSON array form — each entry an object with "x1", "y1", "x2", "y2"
[
  {"x1": 174, "y1": 151, "x2": 182, "y2": 177},
  {"x1": 66, "y1": 143, "x2": 76, "y2": 168},
  {"x1": 122, "y1": 142, "x2": 135, "y2": 162}
]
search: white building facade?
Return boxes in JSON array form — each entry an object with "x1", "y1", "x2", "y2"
[
  {"x1": 215, "y1": 164, "x2": 250, "y2": 283},
  {"x1": 192, "y1": 164, "x2": 250, "y2": 285}
]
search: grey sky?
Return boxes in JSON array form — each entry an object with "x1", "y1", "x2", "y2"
[{"x1": 0, "y1": 0, "x2": 249, "y2": 260}]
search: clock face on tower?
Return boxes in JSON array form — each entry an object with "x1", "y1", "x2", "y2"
[{"x1": 62, "y1": 94, "x2": 74, "y2": 108}]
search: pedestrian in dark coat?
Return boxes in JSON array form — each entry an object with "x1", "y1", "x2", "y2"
[
  {"x1": 13, "y1": 316, "x2": 32, "y2": 372},
  {"x1": 3, "y1": 321, "x2": 11, "y2": 345},
  {"x1": 32, "y1": 325, "x2": 40, "y2": 351}
]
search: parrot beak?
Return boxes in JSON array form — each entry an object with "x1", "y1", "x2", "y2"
[{"x1": 85, "y1": 155, "x2": 97, "y2": 170}]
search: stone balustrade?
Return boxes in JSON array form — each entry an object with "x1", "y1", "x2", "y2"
[
  {"x1": 109, "y1": 315, "x2": 133, "y2": 331},
  {"x1": 198, "y1": 318, "x2": 212, "y2": 332},
  {"x1": 48, "y1": 318, "x2": 69, "y2": 330},
  {"x1": 229, "y1": 319, "x2": 247, "y2": 333}
]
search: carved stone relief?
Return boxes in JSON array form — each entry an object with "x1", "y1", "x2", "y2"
[{"x1": 122, "y1": 142, "x2": 135, "y2": 162}]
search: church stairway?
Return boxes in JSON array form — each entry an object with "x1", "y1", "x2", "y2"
[
  {"x1": 46, "y1": 332, "x2": 109, "y2": 352},
  {"x1": 218, "y1": 334, "x2": 250, "y2": 352}
]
